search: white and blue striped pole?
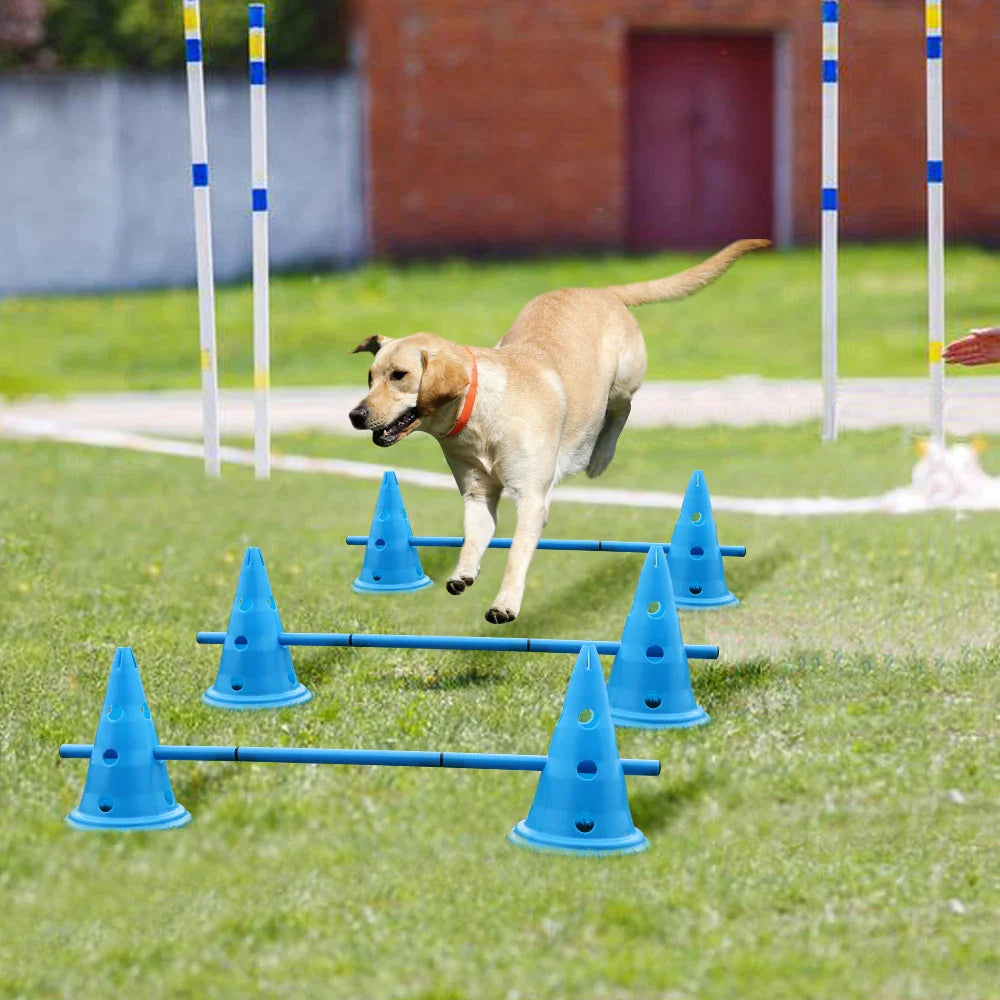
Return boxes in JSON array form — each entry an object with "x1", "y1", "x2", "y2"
[
  {"x1": 926, "y1": 0, "x2": 945, "y2": 442},
  {"x1": 249, "y1": 4, "x2": 271, "y2": 479},
  {"x1": 182, "y1": 0, "x2": 222, "y2": 478},
  {"x1": 821, "y1": 0, "x2": 839, "y2": 442}
]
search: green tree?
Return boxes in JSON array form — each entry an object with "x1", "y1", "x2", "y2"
[{"x1": 41, "y1": 0, "x2": 346, "y2": 71}]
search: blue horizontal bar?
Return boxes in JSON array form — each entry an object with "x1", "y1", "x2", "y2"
[
  {"x1": 345, "y1": 536, "x2": 746, "y2": 558},
  {"x1": 196, "y1": 630, "x2": 719, "y2": 661},
  {"x1": 821, "y1": 1, "x2": 839, "y2": 24},
  {"x1": 822, "y1": 59, "x2": 838, "y2": 84},
  {"x1": 926, "y1": 36, "x2": 942, "y2": 60},
  {"x1": 928, "y1": 160, "x2": 943, "y2": 183},
  {"x1": 185, "y1": 38, "x2": 202, "y2": 63},
  {"x1": 822, "y1": 187, "x2": 838, "y2": 211},
  {"x1": 250, "y1": 61, "x2": 266, "y2": 85},
  {"x1": 58, "y1": 743, "x2": 660, "y2": 776},
  {"x1": 191, "y1": 162, "x2": 209, "y2": 187},
  {"x1": 248, "y1": 4, "x2": 265, "y2": 28},
  {"x1": 252, "y1": 188, "x2": 268, "y2": 211}
]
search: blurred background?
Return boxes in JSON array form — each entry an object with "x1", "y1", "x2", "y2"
[{"x1": 2, "y1": 0, "x2": 998, "y2": 297}]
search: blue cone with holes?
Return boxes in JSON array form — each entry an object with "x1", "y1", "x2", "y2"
[
  {"x1": 668, "y1": 470, "x2": 739, "y2": 609},
  {"x1": 66, "y1": 647, "x2": 191, "y2": 831},
  {"x1": 509, "y1": 644, "x2": 649, "y2": 855},
  {"x1": 608, "y1": 546, "x2": 710, "y2": 729},
  {"x1": 203, "y1": 547, "x2": 312, "y2": 709},
  {"x1": 352, "y1": 470, "x2": 432, "y2": 594}
]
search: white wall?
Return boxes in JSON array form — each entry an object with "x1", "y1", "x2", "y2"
[{"x1": 0, "y1": 72, "x2": 365, "y2": 295}]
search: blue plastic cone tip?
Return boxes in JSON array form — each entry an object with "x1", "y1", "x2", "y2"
[
  {"x1": 203, "y1": 547, "x2": 312, "y2": 709},
  {"x1": 608, "y1": 546, "x2": 710, "y2": 730},
  {"x1": 352, "y1": 470, "x2": 432, "y2": 594},
  {"x1": 509, "y1": 644, "x2": 649, "y2": 855},
  {"x1": 668, "y1": 470, "x2": 739, "y2": 609},
  {"x1": 66, "y1": 647, "x2": 192, "y2": 831}
]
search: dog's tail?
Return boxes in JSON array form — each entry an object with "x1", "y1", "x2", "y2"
[{"x1": 604, "y1": 238, "x2": 770, "y2": 307}]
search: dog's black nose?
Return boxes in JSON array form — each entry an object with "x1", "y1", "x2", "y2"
[{"x1": 349, "y1": 405, "x2": 369, "y2": 429}]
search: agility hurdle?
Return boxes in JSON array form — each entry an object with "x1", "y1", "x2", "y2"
[
  {"x1": 60, "y1": 645, "x2": 659, "y2": 855},
  {"x1": 345, "y1": 536, "x2": 746, "y2": 557},
  {"x1": 198, "y1": 544, "x2": 715, "y2": 731},
  {"x1": 350, "y1": 470, "x2": 744, "y2": 609},
  {"x1": 59, "y1": 744, "x2": 659, "y2": 776},
  {"x1": 195, "y1": 629, "x2": 719, "y2": 660},
  {"x1": 820, "y1": 0, "x2": 946, "y2": 441},
  {"x1": 182, "y1": 2, "x2": 273, "y2": 478}
]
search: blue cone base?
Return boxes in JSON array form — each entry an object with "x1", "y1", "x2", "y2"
[
  {"x1": 66, "y1": 802, "x2": 192, "y2": 833},
  {"x1": 507, "y1": 821, "x2": 649, "y2": 856},
  {"x1": 201, "y1": 682, "x2": 313, "y2": 711},
  {"x1": 611, "y1": 704, "x2": 710, "y2": 730},
  {"x1": 674, "y1": 593, "x2": 739, "y2": 610},
  {"x1": 351, "y1": 574, "x2": 432, "y2": 595}
]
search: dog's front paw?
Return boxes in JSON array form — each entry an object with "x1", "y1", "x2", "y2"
[
  {"x1": 485, "y1": 605, "x2": 516, "y2": 625},
  {"x1": 446, "y1": 575, "x2": 474, "y2": 596}
]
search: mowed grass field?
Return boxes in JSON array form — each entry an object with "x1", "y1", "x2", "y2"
[
  {"x1": 1, "y1": 425, "x2": 998, "y2": 999},
  {"x1": 1, "y1": 243, "x2": 999, "y2": 395}
]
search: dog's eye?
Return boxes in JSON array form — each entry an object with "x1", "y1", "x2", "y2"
[
  {"x1": 390, "y1": 370, "x2": 408, "y2": 381},
  {"x1": 368, "y1": 371, "x2": 373, "y2": 388}
]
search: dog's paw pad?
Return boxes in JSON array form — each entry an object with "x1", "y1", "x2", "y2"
[
  {"x1": 446, "y1": 579, "x2": 466, "y2": 596},
  {"x1": 485, "y1": 606, "x2": 516, "y2": 625}
]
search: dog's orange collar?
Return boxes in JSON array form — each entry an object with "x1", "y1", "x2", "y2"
[{"x1": 445, "y1": 348, "x2": 478, "y2": 437}]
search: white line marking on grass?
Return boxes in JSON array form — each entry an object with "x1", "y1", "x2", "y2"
[{"x1": 4, "y1": 416, "x2": 1000, "y2": 515}]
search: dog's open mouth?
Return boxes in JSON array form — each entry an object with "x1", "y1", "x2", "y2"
[{"x1": 373, "y1": 409, "x2": 420, "y2": 447}]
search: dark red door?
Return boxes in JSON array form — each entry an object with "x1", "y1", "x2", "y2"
[{"x1": 627, "y1": 32, "x2": 774, "y2": 250}]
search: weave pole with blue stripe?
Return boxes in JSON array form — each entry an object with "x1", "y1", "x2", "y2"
[
  {"x1": 249, "y1": 4, "x2": 272, "y2": 478},
  {"x1": 820, "y1": 0, "x2": 839, "y2": 442},
  {"x1": 926, "y1": 0, "x2": 945, "y2": 443},
  {"x1": 182, "y1": 0, "x2": 221, "y2": 477}
]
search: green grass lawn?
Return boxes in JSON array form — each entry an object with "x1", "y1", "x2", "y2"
[
  {"x1": 2, "y1": 243, "x2": 998, "y2": 396},
  {"x1": 1, "y1": 429, "x2": 997, "y2": 999}
]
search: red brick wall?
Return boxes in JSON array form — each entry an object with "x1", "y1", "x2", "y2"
[
  {"x1": 0, "y1": 0, "x2": 45, "y2": 49},
  {"x1": 359, "y1": 0, "x2": 1000, "y2": 254}
]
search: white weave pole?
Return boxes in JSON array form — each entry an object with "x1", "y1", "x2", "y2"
[
  {"x1": 820, "y1": 0, "x2": 839, "y2": 442},
  {"x1": 926, "y1": 0, "x2": 945, "y2": 443},
  {"x1": 182, "y1": 0, "x2": 221, "y2": 478},
  {"x1": 249, "y1": 3, "x2": 271, "y2": 479}
]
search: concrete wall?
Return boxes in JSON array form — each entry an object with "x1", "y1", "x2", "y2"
[{"x1": 0, "y1": 72, "x2": 365, "y2": 295}]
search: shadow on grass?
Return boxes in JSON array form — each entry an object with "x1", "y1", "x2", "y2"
[
  {"x1": 291, "y1": 647, "x2": 353, "y2": 693},
  {"x1": 695, "y1": 658, "x2": 773, "y2": 712},
  {"x1": 726, "y1": 544, "x2": 794, "y2": 600},
  {"x1": 628, "y1": 770, "x2": 711, "y2": 835},
  {"x1": 517, "y1": 556, "x2": 644, "y2": 641}
]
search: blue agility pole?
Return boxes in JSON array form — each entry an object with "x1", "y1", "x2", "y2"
[
  {"x1": 194, "y1": 630, "x2": 719, "y2": 661},
  {"x1": 345, "y1": 535, "x2": 746, "y2": 558},
  {"x1": 59, "y1": 743, "x2": 661, "y2": 777}
]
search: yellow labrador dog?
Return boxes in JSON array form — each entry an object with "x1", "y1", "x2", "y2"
[{"x1": 349, "y1": 239, "x2": 768, "y2": 624}]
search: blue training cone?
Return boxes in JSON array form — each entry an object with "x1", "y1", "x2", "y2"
[
  {"x1": 608, "y1": 546, "x2": 710, "y2": 729},
  {"x1": 352, "y1": 471, "x2": 432, "y2": 594},
  {"x1": 668, "y1": 470, "x2": 739, "y2": 609},
  {"x1": 66, "y1": 647, "x2": 191, "y2": 832},
  {"x1": 202, "y1": 547, "x2": 312, "y2": 709},
  {"x1": 509, "y1": 645, "x2": 649, "y2": 856}
]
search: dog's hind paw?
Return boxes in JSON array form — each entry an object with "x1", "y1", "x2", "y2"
[
  {"x1": 446, "y1": 576, "x2": 474, "y2": 596},
  {"x1": 485, "y1": 605, "x2": 516, "y2": 625}
]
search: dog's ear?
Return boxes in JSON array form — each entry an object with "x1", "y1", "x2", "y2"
[
  {"x1": 352, "y1": 335, "x2": 388, "y2": 356},
  {"x1": 417, "y1": 349, "x2": 469, "y2": 415}
]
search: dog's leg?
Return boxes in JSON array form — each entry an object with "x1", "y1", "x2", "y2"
[
  {"x1": 447, "y1": 485, "x2": 501, "y2": 595},
  {"x1": 586, "y1": 401, "x2": 632, "y2": 478},
  {"x1": 485, "y1": 487, "x2": 546, "y2": 625}
]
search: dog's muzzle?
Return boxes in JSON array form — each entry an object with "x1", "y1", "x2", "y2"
[{"x1": 349, "y1": 405, "x2": 369, "y2": 429}]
